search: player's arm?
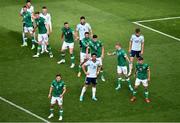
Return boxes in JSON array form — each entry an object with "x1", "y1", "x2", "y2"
[
  {"x1": 96, "y1": 65, "x2": 101, "y2": 76},
  {"x1": 124, "y1": 54, "x2": 130, "y2": 63},
  {"x1": 101, "y1": 46, "x2": 105, "y2": 59},
  {"x1": 147, "y1": 67, "x2": 151, "y2": 81},
  {"x1": 48, "y1": 86, "x2": 53, "y2": 98},
  {"x1": 32, "y1": 24, "x2": 38, "y2": 33},
  {"x1": 45, "y1": 23, "x2": 50, "y2": 35},
  {"x1": 75, "y1": 26, "x2": 79, "y2": 41},
  {"x1": 88, "y1": 24, "x2": 93, "y2": 38},
  {"x1": 61, "y1": 32, "x2": 64, "y2": 41},
  {"x1": 49, "y1": 14, "x2": 53, "y2": 33},
  {"x1": 107, "y1": 51, "x2": 116, "y2": 56},
  {"x1": 82, "y1": 64, "x2": 89, "y2": 75},
  {"x1": 128, "y1": 40, "x2": 132, "y2": 53},
  {"x1": 141, "y1": 42, "x2": 144, "y2": 55},
  {"x1": 60, "y1": 86, "x2": 66, "y2": 98}
]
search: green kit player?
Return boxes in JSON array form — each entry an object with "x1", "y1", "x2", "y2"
[
  {"x1": 77, "y1": 32, "x2": 91, "y2": 77},
  {"x1": 107, "y1": 43, "x2": 134, "y2": 92},
  {"x1": 130, "y1": 57, "x2": 151, "y2": 103},
  {"x1": 33, "y1": 12, "x2": 53, "y2": 58},
  {"x1": 20, "y1": 6, "x2": 36, "y2": 49},
  {"x1": 48, "y1": 74, "x2": 66, "y2": 121},
  {"x1": 88, "y1": 35, "x2": 105, "y2": 82},
  {"x1": 57, "y1": 22, "x2": 75, "y2": 68}
]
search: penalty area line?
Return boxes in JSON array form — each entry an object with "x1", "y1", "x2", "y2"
[
  {"x1": 132, "y1": 21, "x2": 180, "y2": 42},
  {"x1": 0, "y1": 96, "x2": 50, "y2": 123}
]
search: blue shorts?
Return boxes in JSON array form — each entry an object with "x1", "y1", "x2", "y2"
[
  {"x1": 130, "y1": 50, "x2": 141, "y2": 58},
  {"x1": 85, "y1": 77, "x2": 97, "y2": 85}
]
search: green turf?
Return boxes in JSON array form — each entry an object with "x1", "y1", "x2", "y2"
[{"x1": 0, "y1": 0, "x2": 180, "y2": 122}]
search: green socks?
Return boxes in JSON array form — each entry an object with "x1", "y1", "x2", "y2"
[
  {"x1": 61, "y1": 51, "x2": 65, "y2": 59},
  {"x1": 50, "y1": 108, "x2": 54, "y2": 114},
  {"x1": 59, "y1": 109, "x2": 63, "y2": 116},
  {"x1": 47, "y1": 45, "x2": 53, "y2": 55},
  {"x1": 126, "y1": 78, "x2": 134, "y2": 92},
  {"x1": 78, "y1": 65, "x2": 82, "y2": 72},
  {"x1": 70, "y1": 53, "x2": 75, "y2": 64},
  {"x1": 144, "y1": 90, "x2": 149, "y2": 99},
  {"x1": 37, "y1": 45, "x2": 42, "y2": 54}
]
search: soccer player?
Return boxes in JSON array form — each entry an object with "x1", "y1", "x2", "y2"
[
  {"x1": 79, "y1": 53, "x2": 101, "y2": 101},
  {"x1": 130, "y1": 57, "x2": 151, "y2": 103},
  {"x1": 32, "y1": 12, "x2": 53, "y2": 58},
  {"x1": 20, "y1": 0, "x2": 34, "y2": 16},
  {"x1": 48, "y1": 74, "x2": 66, "y2": 121},
  {"x1": 128, "y1": 28, "x2": 144, "y2": 76},
  {"x1": 88, "y1": 34, "x2": 105, "y2": 82},
  {"x1": 20, "y1": 6, "x2": 36, "y2": 49},
  {"x1": 75, "y1": 16, "x2": 92, "y2": 47},
  {"x1": 40, "y1": 6, "x2": 52, "y2": 53},
  {"x1": 77, "y1": 32, "x2": 91, "y2": 77},
  {"x1": 57, "y1": 22, "x2": 75, "y2": 68},
  {"x1": 107, "y1": 43, "x2": 134, "y2": 92}
]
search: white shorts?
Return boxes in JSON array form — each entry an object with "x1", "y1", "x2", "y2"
[
  {"x1": 135, "y1": 78, "x2": 148, "y2": 87},
  {"x1": 80, "y1": 52, "x2": 90, "y2": 63},
  {"x1": 62, "y1": 42, "x2": 74, "y2": 50},
  {"x1": 24, "y1": 27, "x2": 33, "y2": 34},
  {"x1": 97, "y1": 57, "x2": 103, "y2": 66},
  {"x1": 50, "y1": 96, "x2": 63, "y2": 105},
  {"x1": 117, "y1": 66, "x2": 127, "y2": 75},
  {"x1": 38, "y1": 34, "x2": 48, "y2": 43}
]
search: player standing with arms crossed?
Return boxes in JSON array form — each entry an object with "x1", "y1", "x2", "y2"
[
  {"x1": 128, "y1": 28, "x2": 144, "y2": 76},
  {"x1": 48, "y1": 74, "x2": 66, "y2": 121},
  {"x1": 107, "y1": 43, "x2": 134, "y2": 92},
  {"x1": 57, "y1": 22, "x2": 75, "y2": 68},
  {"x1": 79, "y1": 53, "x2": 101, "y2": 101},
  {"x1": 130, "y1": 57, "x2": 151, "y2": 103}
]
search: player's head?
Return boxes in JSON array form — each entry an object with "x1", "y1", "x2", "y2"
[
  {"x1": 64, "y1": 22, "x2": 69, "y2": 29},
  {"x1": 23, "y1": 6, "x2": 27, "y2": 12},
  {"x1": 42, "y1": 6, "x2": 48, "y2": 14},
  {"x1": 84, "y1": 32, "x2": 89, "y2": 38},
  {"x1": 138, "y1": 57, "x2": 144, "y2": 64},
  {"x1": 115, "y1": 42, "x2": 122, "y2": 49},
  {"x1": 80, "y1": 16, "x2": 86, "y2": 25},
  {"x1": 56, "y1": 74, "x2": 62, "y2": 82},
  {"x1": 91, "y1": 53, "x2": 97, "y2": 61},
  {"x1": 26, "y1": 0, "x2": 31, "y2": 8},
  {"x1": 92, "y1": 35, "x2": 98, "y2": 42},
  {"x1": 34, "y1": 12, "x2": 40, "y2": 18},
  {"x1": 135, "y1": 28, "x2": 141, "y2": 36}
]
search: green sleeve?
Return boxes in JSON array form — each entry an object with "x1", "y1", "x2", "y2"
[
  {"x1": 122, "y1": 50, "x2": 127, "y2": 57},
  {"x1": 51, "y1": 80, "x2": 55, "y2": 87},
  {"x1": 81, "y1": 39, "x2": 86, "y2": 47}
]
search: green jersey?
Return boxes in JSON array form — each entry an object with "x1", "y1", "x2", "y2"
[
  {"x1": 51, "y1": 80, "x2": 66, "y2": 97},
  {"x1": 136, "y1": 63, "x2": 149, "y2": 80},
  {"x1": 89, "y1": 40, "x2": 103, "y2": 58},
  {"x1": 61, "y1": 27, "x2": 74, "y2": 43},
  {"x1": 35, "y1": 17, "x2": 47, "y2": 34},
  {"x1": 81, "y1": 37, "x2": 91, "y2": 53},
  {"x1": 22, "y1": 11, "x2": 33, "y2": 27},
  {"x1": 114, "y1": 48, "x2": 127, "y2": 66}
]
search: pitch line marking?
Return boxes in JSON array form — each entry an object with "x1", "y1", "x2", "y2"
[
  {"x1": 134, "y1": 16, "x2": 180, "y2": 23},
  {"x1": 0, "y1": 96, "x2": 50, "y2": 123},
  {"x1": 132, "y1": 17, "x2": 180, "y2": 42}
]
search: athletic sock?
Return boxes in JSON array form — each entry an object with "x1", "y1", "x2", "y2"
[
  {"x1": 126, "y1": 78, "x2": 134, "y2": 92},
  {"x1": 31, "y1": 36, "x2": 36, "y2": 45},
  {"x1": 144, "y1": 90, "x2": 149, "y2": 99},
  {"x1": 78, "y1": 65, "x2": 82, "y2": 73},
  {"x1": 22, "y1": 32, "x2": 27, "y2": 44},
  {"x1": 133, "y1": 89, "x2": 137, "y2": 96},
  {"x1": 37, "y1": 45, "x2": 42, "y2": 55},
  {"x1": 59, "y1": 109, "x2": 63, "y2": 116},
  {"x1": 47, "y1": 45, "x2": 53, "y2": 55},
  {"x1": 117, "y1": 78, "x2": 122, "y2": 87},
  {"x1": 61, "y1": 51, "x2": 65, "y2": 60},
  {"x1": 80, "y1": 86, "x2": 86, "y2": 97},
  {"x1": 92, "y1": 87, "x2": 96, "y2": 98},
  {"x1": 70, "y1": 53, "x2": 75, "y2": 64},
  {"x1": 50, "y1": 108, "x2": 54, "y2": 114}
]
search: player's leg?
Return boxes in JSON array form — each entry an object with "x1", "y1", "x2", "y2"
[
  {"x1": 130, "y1": 78, "x2": 140, "y2": 102},
  {"x1": 44, "y1": 35, "x2": 53, "y2": 58},
  {"x1": 116, "y1": 66, "x2": 123, "y2": 90},
  {"x1": 57, "y1": 42, "x2": 67, "y2": 64},
  {"x1": 142, "y1": 80, "x2": 150, "y2": 103},
  {"x1": 128, "y1": 50, "x2": 135, "y2": 76},
  {"x1": 33, "y1": 34, "x2": 42, "y2": 57},
  {"x1": 123, "y1": 66, "x2": 134, "y2": 92},
  {"x1": 57, "y1": 97, "x2": 63, "y2": 120},
  {"x1": 97, "y1": 58, "x2": 105, "y2": 82},
  {"x1": 78, "y1": 52, "x2": 85, "y2": 77},
  {"x1": 21, "y1": 26, "x2": 28, "y2": 47},
  {"x1": 48, "y1": 97, "x2": 56, "y2": 119},
  {"x1": 69, "y1": 43, "x2": 75, "y2": 68},
  {"x1": 80, "y1": 78, "x2": 89, "y2": 101},
  {"x1": 29, "y1": 27, "x2": 36, "y2": 50},
  {"x1": 92, "y1": 78, "x2": 98, "y2": 101}
]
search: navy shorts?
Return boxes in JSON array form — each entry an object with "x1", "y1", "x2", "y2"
[
  {"x1": 130, "y1": 50, "x2": 141, "y2": 58},
  {"x1": 85, "y1": 77, "x2": 97, "y2": 85}
]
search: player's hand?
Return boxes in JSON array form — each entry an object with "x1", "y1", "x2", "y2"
[
  {"x1": 140, "y1": 51, "x2": 144, "y2": 55},
  {"x1": 148, "y1": 78, "x2": 150, "y2": 82},
  {"x1": 48, "y1": 94, "x2": 51, "y2": 99},
  {"x1": 60, "y1": 94, "x2": 63, "y2": 98},
  {"x1": 96, "y1": 71, "x2": 100, "y2": 76},
  {"x1": 75, "y1": 36, "x2": 79, "y2": 41},
  {"x1": 128, "y1": 49, "x2": 131, "y2": 54},
  {"x1": 101, "y1": 55, "x2": 104, "y2": 59},
  {"x1": 85, "y1": 72, "x2": 89, "y2": 75},
  {"x1": 107, "y1": 52, "x2": 111, "y2": 56}
]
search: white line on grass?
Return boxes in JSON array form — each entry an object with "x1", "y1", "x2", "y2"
[
  {"x1": 0, "y1": 96, "x2": 49, "y2": 123},
  {"x1": 132, "y1": 18, "x2": 180, "y2": 42},
  {"x1": 135, "y1": 16, "x2": 180, "y2": 23}
]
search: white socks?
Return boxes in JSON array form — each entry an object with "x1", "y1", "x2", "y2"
[
  {"x1": 80, "y1": 86, "x2": 86, "y2": 97},
  {"x1": 92, "y1": 87, "x2": 96, "y2": 98}
]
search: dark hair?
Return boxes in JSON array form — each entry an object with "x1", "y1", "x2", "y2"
[
  {"x1": 80, "y1": 16, "x2": 85, "y2": 20},
  {"x1": 115, "y1": 42, "x2": 121, "y2": 47},
  {"x1": 135, "y1": 28, "x2": 140, "y2": 33},
  {"x1": 93, "y1": 35, "x2": 98, "y2": 38},
  {"x1": 23, "y1": 5, "x2": 27, "y2": 8},
  {"x1": 56, "y1": 74, "x2": 61, "y2": 77},
  {"x1": 91, "y1": 53, "x2": 97, "y2": 57},
  {"x1": 42, "y1": 6, "x2": 47, "y2": 9},
  {"x1": 35, "y1": 11, "x2": 40, "y2": 14},
  {"x1": 138, "y1": 57, "x2": 144, "y2": 61},
  {"x1": 64, "y1": 22, "x2": 68, "y2": 25},
  {"x1": 26, "y1": 0, "x2": 31, "y2": 3},
  {"x1": 85, "y1": 32, "x2": 89, "y2": 35}
]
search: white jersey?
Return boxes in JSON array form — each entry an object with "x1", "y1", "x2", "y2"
[
  {"x1": 40, "y1": 13, "x2": 52, "y2": 30},
  {"x1": 85, "y1": 59, "x2": 100, "y2": 78},
  {"x1": 76, "y1": 23, "x2": 91, "y2": 40},
  {"x1": 20, "y1": 5, "x2": 34, "y2": 15},
  {"x1": 130, "y1": 34, "x2": 144, "y2": 51}
]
